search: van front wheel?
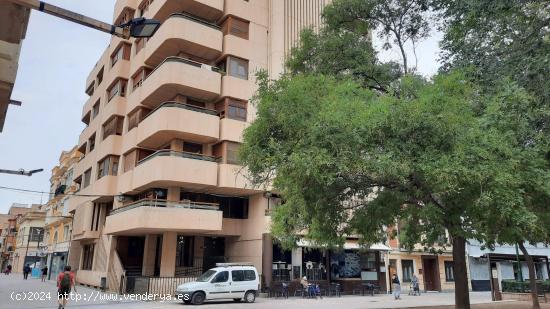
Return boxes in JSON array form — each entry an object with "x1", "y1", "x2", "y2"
[
  {"x1": 244, "y1": 291, "x2": 256, "y2": 303},
  {"x1": 191, "y1": 292, "x2": 205, "y2": 305}
]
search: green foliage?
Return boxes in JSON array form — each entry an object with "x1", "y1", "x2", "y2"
[{"x1": 501, "y1": 280, "x2": 550, "y2": 293}]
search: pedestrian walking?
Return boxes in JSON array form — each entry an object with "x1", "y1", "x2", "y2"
[
  {"x1": 23, "y1": 264, "x2": 31, "y2": 280},
  {"x1": 410, "y1": 273, "x2": 420, "y2": 296},
  {"x1": 57, "y1": 265, "x2": 75, "y2": 309},
  {"x1": 392, "y1": 274, "x2": 401, "y2": 300},
  {"x1": 41, "y1": 265, "x2": 48, "y2": 282},
  {"x1": 4, "y1": 264, "x2": 12, "y2": 275}
]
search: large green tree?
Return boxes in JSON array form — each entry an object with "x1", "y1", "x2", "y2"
[
  {"x1": 435, "y1": 2, "x2": 550, "y2": 307},
  {"x1": 241, "y1": 71, "x2": 529, "y2": 309}
]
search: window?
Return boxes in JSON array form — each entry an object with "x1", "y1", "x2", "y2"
[
  {"x1": 90, "y1": 203, "x2": 102, "y2": 231},
  {"x1": 444, "y1": 261, "x2": 454, "y2": 282},
  {"x1": 82, "y1": 169, "x2": 92, "y2": 188},
  {"x1": 228, "y1": 56, "x2": 248, "y2": 80},
  {"x1": 97, "y1": 155, "x2": 120, "y2": 179},
  {"x1": 180, "y1": 191, "x2": 249, "y2": 219},
  {"x1": 226, "y1": 142, "x2": 240, "y2": 164},
  {"x1": 127, "y1": 107, "x2": 150, "y2": 131},
  {"x1": 115, "y1": 8, "x2": 135, "y2": 28},
  {"x1": 96, "y1": 67, "x2": 104, "y2": 86},
  {"x1": 85, "y1": 82, "x2": 94, "y2": 96},
  {"x1": 138, "y1": 0, "x2": 154, "y2": 17},
  {"x1": 53, "y1": 231, "x2": 58, "y2": 244},
  {"x1": 63, "y1": 225, "x2": 70, "y2": 241},
  {"x1": 74, "y1": 174, "x2": 82, "y2": 191},
  {"x1": 135, "y1": 38, "x2": 147, "y2": 54},
  {"x1": 107, "y1": 79, "x2": 127, "y2": 102},
  {"x1": 183, "y1": 142, "x2": 203, "y2": 154},
  {"x1": 88, "y1": 133, "x2": 96, "y2": 153},
  {"x1": 402, "y1": 260, "x2": 414, "y2": 282},
  {"x1": 232, "y1": 270, "x2": 256, "y2": 282},
  {"x1": 132, "y1": 67, "x2": 152, "y2": 90},
  {"x1": 111, "y1": 43, "x2": 131, "y2": 67},
  {"x1": 82, "y1": 112, "x2": 91, "y2": 126},
  {"x1": 123, "y1": 149, "x2": 154, "y2": 172},
  {"x1": 221, "y1": 16, "x2": 250, "y2": 39},
  {"x1": 102, "y1": 116, "x2": 124, "y2": 140},
  {"x1": 92, "y1": 100, "x2": 100, "y2": 119},
  {"x1": 216, "y1": 98, "x2": 247, "y2": 121},
  {"x1": 176, "y1": 236, "x2": 194, "y2": 267},
  {"x1": 244, "y1": 270, "x2": 256, "y2": 281},
  {"x1": 77, "y1": 143, "x2": 87, "y2": 157},
  {"x1": 82, "y1": 244, "x2": 95, "y2": 270},
  {"x1": 211, "y1": 271, "x2": 229, "y2": 283}
]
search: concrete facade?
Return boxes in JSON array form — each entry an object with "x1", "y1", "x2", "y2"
[{"x1": 66, "y1": 0, "x2": 332, "y2": 292}]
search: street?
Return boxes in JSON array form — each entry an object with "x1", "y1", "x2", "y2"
[{"x1": 0, "y1": 274, "x2": 532, "y2": 309}]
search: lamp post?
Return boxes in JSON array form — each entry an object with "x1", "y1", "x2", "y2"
[{"x1": 7, "y1": 0, "x2": 160, "y2": 39}]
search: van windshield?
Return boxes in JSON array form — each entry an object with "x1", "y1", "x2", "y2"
[{"x1": 197, "y1": 270, "x2": 217, "y2": 282}]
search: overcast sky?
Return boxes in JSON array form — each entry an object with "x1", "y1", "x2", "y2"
[{"x1": 0, "y1": 1, "x2": 441, "y2": 213}]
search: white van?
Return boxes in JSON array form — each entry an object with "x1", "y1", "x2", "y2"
[{"x1": 175, "y1": 263, "x2": 259, "y2": 305}]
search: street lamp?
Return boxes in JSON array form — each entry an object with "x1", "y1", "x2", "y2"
[{"x1": 7, "y1": 0, "x2": 161, "y2": 39}]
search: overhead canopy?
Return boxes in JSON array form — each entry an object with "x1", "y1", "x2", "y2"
[{"x1": 296, "y1": 239, "x2": 391, "y2": 251}]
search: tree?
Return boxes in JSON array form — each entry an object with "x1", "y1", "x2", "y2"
[
  {"x1": 241, "y1": 71, "x2": 525, "y2": 309},
  {"x1": 435, "y1": 2, "x2": 550, "y2": 307}
]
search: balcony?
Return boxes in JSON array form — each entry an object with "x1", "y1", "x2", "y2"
[
  {"x1": 125, "y1": 150, "x2": 218, "y2": 191},
  {"x1": 222, "y1": 34, "x2": 253, "y2": 61},
  {"x1": 137, "y1": 102, "x2": 220, "y2": 148},
  {"x1": 104, "y1": 199, "x2": 223, "y2": 235},
  {"x1": 130, "y1": 57, "x2": 221, "y2": 106},
  {"x1": 217, "y1": 163, "x2": 260, "y2": 193},
  {"x1": 143, "y1": 0, "x2": 223, "y2": 23},
  {"x1": 144, "y1": 13, "x2": 222, "y2": 67}
]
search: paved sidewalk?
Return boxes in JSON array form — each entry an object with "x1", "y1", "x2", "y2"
[{"x1": 2, "y1": 274, "x2": 542, "y2": 309}]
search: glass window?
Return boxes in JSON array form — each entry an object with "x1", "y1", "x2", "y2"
[
  {"x1": 211, "y1": 271, "x2": 229, "y2": 283},
  {"x1": 226, "y1": 142, "x2": 240, "y2": 165},
  {"x1": 197, "y1": 270, "x2": 216, "y2": 282},
  {"x1": 83, "y1": 169, "x2": 92, "y2": 188},
  {"x1": 244, "y1": 270, "x2": 256, "y2": 281},
  {"x1": 132, "y1": 67, "x2": 151, "y2": 90},
  {"x1": 222, "y1": 16, "x2": 249, "y2": 40},
  {"x1": 92, "y1": 100, "x2": 100, "y2": 119},
  {"x1": 402, "y1": 260, "x2": 414, "y2": 282},
  {"x1": 63, "y1": 225, "x2": 70, "y2": 241},
  {"x1": 97, "y1": 156, "x2": 120, "y2": 179},
  {"x1": 102, "y1": 116, "x2": 124, "y2": 140},
  {"x1": 232, "y1": 270, "x2": 245, "y2": 282},
  {"x1": 96, "y1": 67, "x2": 104, "y2": 86},
  {"x1": 107, "y1": 79, "x2": 127, "y2": 101},
  {"x1": 228, "y1": 57, "x2": 248, "y2": 80},
  {"x1": 82, "y1": 244, "x2": 95, "y2": 270},
  {"x1": 445, "y1": 261, "x2": 454, "y2": 282},
  {"x1": 111, "y1": 43, "x2": 131, "y2": 67},
  {"x1": 183, "y1": 142, "x2": 203, "y2": 154},
  {"x1": 88, "y1": 134, "x2": 96, "y2": 153}
]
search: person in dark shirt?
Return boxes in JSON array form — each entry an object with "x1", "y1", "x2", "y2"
[
  {"x1": 392, "y1": 274, "x2": 401, "y2": 300},
  {"x1": 41, "y1": 266, "x2": 48, "y2": 282}
]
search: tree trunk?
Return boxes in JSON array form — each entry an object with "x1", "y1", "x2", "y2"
[
  {"x1": 452, "y1": 235, "x2": 471, "y2": 309},
  {"x1": 518, "y1": 241, "x2": 541, "y2": 309}
]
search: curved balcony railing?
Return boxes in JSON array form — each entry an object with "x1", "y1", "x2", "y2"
[
  {"x1": 142, "y1": 101, "x2": 218, "y2": 124},
  {"x1": 148, "y1": 56, "x2": 221, "y2": 80},
  {"x1": 109, "y1": 198, "x2": 219, "y2": 216},
  {"x1": 168, "y1": 12, "x2": 221, "y2": 30},
  {"x1": 137, "y1": 149, "x2": 219, "y2": 166}
]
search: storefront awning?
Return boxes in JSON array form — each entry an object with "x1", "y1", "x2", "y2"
[{"x1": 297, "y1": 239, "x2": 391, "y2": 251}]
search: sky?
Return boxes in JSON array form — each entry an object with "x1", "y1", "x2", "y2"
[{"x1": 0, "y1": 1, "x2": 442, "y2": 213}]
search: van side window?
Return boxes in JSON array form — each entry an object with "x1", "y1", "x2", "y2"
[
  {"x1": 244, "y1": 270, "x2": 256, "y2": 281},
  {"x1": 232, "y1": 270, "x2": 245, "y2": 282},
  {"x1": 212, "y1": 271, "x2": 229, "y2": 283}
]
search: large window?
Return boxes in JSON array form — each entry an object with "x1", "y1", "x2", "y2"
[
  {"x1": 107, "y1": 79, "x2": 127, "y2": 102},
  {"x1": 92, "y1": 100, "x2": 100, "y2": 119},
  {"x1": 444, "y1": 261, "x2": 454, "y2": 282},
  {"x1": 123, "y1": 149, "x2": 155, "y2": 172},
  {"x1": 218, "y1": 56, "x2": 248, "y2": 80},
  {"x1": 402, "y1": 260, "x2": 414, "y2": 282},
  {"x1": 88, "y1": 133, "x2": 96, "y2": 153},
  {"x1": 183, "y1": 142, "x2": 203, "y2": 154},
  {"x1": 82, "y1": 169, "x2": 92, "y2": 188},
  {"x1": 135, "y1": 38, "x2": 147, "y2": 54},
  {"x1": 96, "y1": 67, "x2": 104, "y2": 86},
  {"x1": 176, "y1": 236, "x2": 194, "y2": 267},
  {"x1": 216, "y1": 98, "x2": 247, "y2": 121},
  {"x1": 127, "y1": 107, "x2": 150, "y2": 132},
  {"x1": 212, "y1": 271, "x2": 229, "y2": 283},
  {"x1": 213, "y1": 141, "x2": 241, "y2": 165},
  {"x1": 82, "y1": 244, "x2": 95, "y2": 270},
  {"x1": 97, "y1": 155, "x2": 120, "y2": 179},
  {"x1": 221, "y1": 16, "x2": 249, "y2": 39},
  {"x1": 132, "y1": 67, "x2": 152, "y2": 90},
  {"x1": 102, "y1": 116, "x2": 124, "y2": 140},
  {"x1": 111, "y1": 43, "x2": 131, "y2": 67}
]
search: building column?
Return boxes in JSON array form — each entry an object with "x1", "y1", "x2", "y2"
[
  {"x1": 142, "y1": 235, "x2": 156, "y2": 276},
  {"x1": 167, "y1": 187, "x2": 179, "y2": 203},
  {"x1": 159, "y1": 232, "x2": 176, "y2": 277},
  {"x1": 261, "y1": 233, "x2": 273, "y2": 288}
]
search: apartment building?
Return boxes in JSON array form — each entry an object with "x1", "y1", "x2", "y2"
[
  {"x1": 386, "y1": 226, "x2": 456, "y2": 292},
  {"x1": 0, "y1": 204, "x2": 33, "y2": 270},
  {"x1": 43, "y1": 147, "x2": 81, "y2": 280},
  {"x1": 66, "y1": 0, "x2": 340, "y2": 292},
  {"x1": 12, "y1": 205, "x2": 45, "y2": 273}
]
